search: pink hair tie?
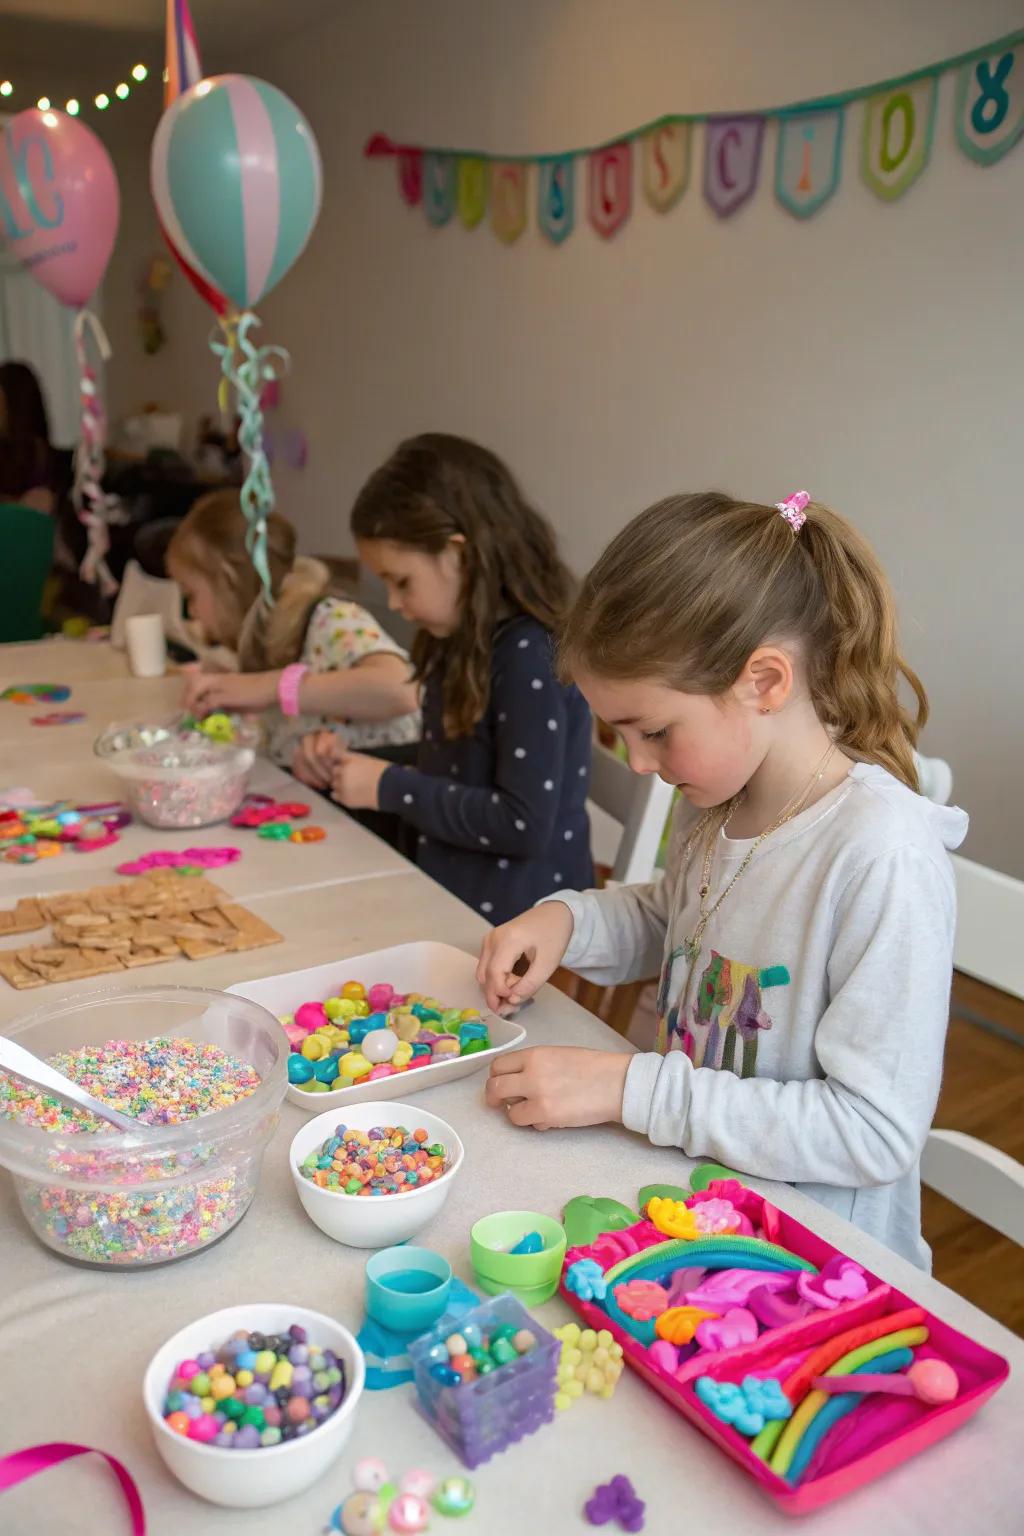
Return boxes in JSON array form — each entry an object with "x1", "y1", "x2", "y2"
[{"x1": 776, "y1": 490, "x2": 810, "y2": 532}]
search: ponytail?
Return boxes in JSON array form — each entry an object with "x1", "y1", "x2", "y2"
[
  {"x1": 798, "y1": 509, "x2": 925, "y2": 789},
  {"x1": 559, "y1": 491, "x2": 927, "y2": 791}
]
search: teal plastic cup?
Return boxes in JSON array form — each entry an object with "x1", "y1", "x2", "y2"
[
  {"x1": 470, "y1": 1211, "x2": 567, "y2": 1305},
  {"x1": 365, "y1": 1246, "x2": 453, "y2": 1336}
]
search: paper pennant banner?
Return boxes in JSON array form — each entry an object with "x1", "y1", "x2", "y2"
[
  {"x1": 704, "y1": 117, "x2": 764, "y2": 217},
  {"x1": 397, "y1": 149, "x2": 422, "y2": 207},
  {"x1": 538, "y1": 155, "x2": 575, "y2": 244},
  {"x1": 861, "y1": 78, "x2": 937, "y2": 200},
  {"x1": 491, "y1": 162, "x2": 527, "y2": 243},
  {"x1": 955, "y1": 44, "x2": 1024, "y2": 165},
  {"x1": 423, "y1": 152, "x2": 456, "y2": 225},
  {"x1": 775, "y1": 108, "x2": 844, "y2": 218},
  {"x1": 457, "y1": 156, "x2": 488, "y2": 228},
  {"x1": 588, "y1": 141, "x2": 632, "y2": 238},
  {"x1": 642, "y1": 121, "x2": 690, "y2": 212}
]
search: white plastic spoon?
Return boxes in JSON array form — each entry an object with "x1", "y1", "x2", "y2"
[{"x1": 0, "y1": 1035, "x2": 143, "y2": 1133}]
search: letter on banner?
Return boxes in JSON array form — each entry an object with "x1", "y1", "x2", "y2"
[
  {"x1": 491, "y1": 162, "x2": 527, "y2": 244},
  {"x1": 703, "y1": 117, "x2": 765, "y2": 217},
  {"x1": 641, "y1": 121, "x2": 690, "y2": 212},
  {"x1": 955, "y1": 44, "x2": 1024, "y2": 165},
  {"x1": 861, "y1": 78, "x2": 937, "y2": 200},
  {"x1": 588, "y1": 141, "x2": 632, "y2": 238},
  {"x1": 538, "y1": 156, "x2": 575, "y2": 244},
  {"x1": 457, "y1": 157, "x2": 488, "y2": 228},
  {"x1": 397, "y1": 149, "x2": 423, "y2": 207},
  {"x1": 423, "y1": 153, "x2": 456, "y2": 226},
  {"x1": 775, "y1": 109, "x2": 844, "y2": 218}
]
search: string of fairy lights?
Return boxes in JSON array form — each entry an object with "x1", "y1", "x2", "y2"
[{"x1": 0, "y1": 61, "x2": 163, "y2": 116}]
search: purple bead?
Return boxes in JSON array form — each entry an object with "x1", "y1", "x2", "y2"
[
  {"x1": 243, "y1": 1384, "x2": 265, "y2": 1405},
  {"x1": 233, "y1": 1424, "x2": 261, "y2": 1450},
  {"x1": 289, "y1": 1323, "x2": 308, "y2": 1344},
  {"x1": 322, "y1": 1349, "x2": 337, "y2": 1368},
  {"x1": 288, "y1": 1344, "x2": 309, "y2": 1366},
  {"x1": 213, "y1": 1432, "x2": 233, "y2": 1447},
  {"x1": 291, "y1": 1366, "x2": 312, "y2": 1389},
  {"x1": 183, "y1": 1398, "x2": 203, "y2": 1420},
  {"x1": 196, "y1": 1351, "x2": 216, "y2": 1369},
  {"x1": 327, "y1": 1386, "x2": 342, "y2": 1408},
  {"x1": 296, "y1": 1421, "x2": 313, "y2": 1437}
]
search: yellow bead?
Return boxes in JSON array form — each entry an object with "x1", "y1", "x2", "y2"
[
  {"x1": 565, "y1": 1379, "x2": 584, "y2": 1398},
  {"x1": 597, "y1": 1329, "x2": 613, "y2": 1349},
  {"x1": 269, "y1": 1359, "x2": 293, "y2": 1391},
  {"x1": 580, "y1": 1330, "x2": 597, "y2": 1352},
  {"x1": 341, "y1": 981, "x2": 367, "y2": 1001},
  {"x1": 555, "y1": 1392, "x2": 572, "y2": 1411},
  {"x1": 340, "y1": 1052, "x2": 372, "y2": 1079},
  {"x1": 211, "y1": 1375, "x2": 236, "y2": 1400},
  {"x1": 301, "y1": 1035, "x2": 329, "y2": 1061},
  {"x1": 351, "y1": 1001, "x2": 369, "y2": 1017},
  {"x1": 200, "y1": 1395, "x2": 215, "y2": 1412},
  {"x1": 235, "y1": 1369, "x2": 253, "y2": 1387}
]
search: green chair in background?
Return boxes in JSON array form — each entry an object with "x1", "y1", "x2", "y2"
[{"x1": 0, "y1": 502, "x2": 55, "y2": 643}]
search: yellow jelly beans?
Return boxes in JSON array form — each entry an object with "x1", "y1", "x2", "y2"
[
  {"x1": 553, "y1": 1323, "x2": 624, "y2": 1409},
  {"x1": 301, "y1": 1035, "x2": 330, "y2": 1061},
  {"x1": 339, "y1": 1051, "x2": 372, "y2": 1080},
  {"x1": 341, "y1": 981, "x2": 367, "y2": 1002}
]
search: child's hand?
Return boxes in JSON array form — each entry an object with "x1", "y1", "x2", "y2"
[
  {"x1": 292, "y1": 730, "x2": 342, "y2": 790},
  {"x1": 182, "y1": 669, "x2": 277, "y2": 714},
  {"x1": 485, "y1": 1047, "x2": 629, "y2": 1130},
  {"x1": 477, "y1": 902, "x2": 574, "y2": 1013},
  {"x1": 329, "y1": 749, "x2": 388, "y2": 810}
]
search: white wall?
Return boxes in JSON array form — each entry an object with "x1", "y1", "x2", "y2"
[{"x1": 115, "y1": 0, "x2": 1024, "y2": 876}]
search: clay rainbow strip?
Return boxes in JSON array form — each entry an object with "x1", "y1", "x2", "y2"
[
  {"x1": 783, "y1": 1346, "x2": 913, "y2": 1485},
  {"x1": 767, "y1": 1326, "x2": 929, "y2": 1476}
]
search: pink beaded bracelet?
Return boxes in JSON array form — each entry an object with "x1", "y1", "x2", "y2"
[{"x1": 278, "y1": 663, "x2": 309, "y2": 718}]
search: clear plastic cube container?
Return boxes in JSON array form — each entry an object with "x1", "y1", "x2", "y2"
[{"x1": 409, "y1": 1294, "x2": 559, "y2": 1468}]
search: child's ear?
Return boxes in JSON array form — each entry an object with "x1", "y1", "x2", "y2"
[{"x1": 742, "y1": 646, "x2": 794, "y2": 713}]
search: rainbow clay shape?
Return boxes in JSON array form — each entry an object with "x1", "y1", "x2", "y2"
[
  {"x1": 782, "y1": 1306, "x2": 927, "y2": 1406},
  {"x1": 784, "y1": 1347, "x2": 913, "y2": 1487},
  {"x1": 812, "y1": 1357, "x2": 958, "y2": 1405},
  {"x1": 769, "y1": 1327, "x2": 929, "y2": 1477}
]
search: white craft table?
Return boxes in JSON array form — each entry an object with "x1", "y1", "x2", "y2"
[{"x1": 0, "y1": 641, "x2": 1021, "y2": 1535}]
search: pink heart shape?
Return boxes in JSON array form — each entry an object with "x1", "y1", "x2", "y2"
[
  {"x1": 695, "y1": 1306, "x2": 759, "y2": 1352},
  {"x1": 796, "y1": 1256, "x2": 868, "y2": 1310}
]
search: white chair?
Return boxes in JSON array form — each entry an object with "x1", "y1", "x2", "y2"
[
  {"x1": 921, "y1": 1129, "x2": 1024, "y2": 1247},
  {"x1": 558, "y1": 743, "x2": 675, "y2": 1035},
  {"x1": 587, "y1": 741, "x2": 676, "y2": 884}
]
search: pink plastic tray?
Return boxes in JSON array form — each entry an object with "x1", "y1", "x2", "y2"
[{"x1": 561, "y1": 1191, "x2": 1009, "y2": 1515}]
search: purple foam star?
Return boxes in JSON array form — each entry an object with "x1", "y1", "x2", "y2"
[{"x1": 585, "y1": 1476, "x2": 645, "y2": 1532}]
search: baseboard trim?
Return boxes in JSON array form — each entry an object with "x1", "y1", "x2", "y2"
[{"x1": 952, "y1": 854, "x2": 1024, "y2": 1001}]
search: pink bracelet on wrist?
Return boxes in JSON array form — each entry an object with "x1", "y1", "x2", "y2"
[{"x1": 277, "y1": 663, "x2": 309, "y2": 718}]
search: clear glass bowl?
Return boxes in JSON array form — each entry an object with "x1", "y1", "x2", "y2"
[
  {"x1": 0, "y1": 986, "x2": 287, "y2": 1268},
  {"x1": 106, "y1": 741, "x2": 255, "y2": 828}
]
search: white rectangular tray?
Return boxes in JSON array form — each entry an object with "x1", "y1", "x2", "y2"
[{"x1": 227, "y1": 940, "x2": 526, "y2": 1113}]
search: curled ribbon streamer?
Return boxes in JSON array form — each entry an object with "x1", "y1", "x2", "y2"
[
  {"x1": 215, "y1": 313, "x2": 239, "y2": 419},
  {"x1": 208, "y1": 310, "x2": 289, "y2": 602},
  {"x1": 0, "y1": 1441, "x2": 146, "y2": 1533},
  {"x1": 72, "y1": 310, "x2": 122, "y2": 597}
]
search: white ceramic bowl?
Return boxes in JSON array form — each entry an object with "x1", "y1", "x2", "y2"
[
  {"x1": 143, "y1": 1304, "x2": 365, "y2": 1507},
  {"x1": 289, "y1": 1100, "x2": 464, "y2": 1248}
]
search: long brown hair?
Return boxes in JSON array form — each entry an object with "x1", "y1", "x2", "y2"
[
  {"x1": 350, "y1": 433, "x2": 573, "y2": 736},
  {"x1": 167, "y1": 489, "x2": 334, "y2": 669},
  {"x1": 560, "y1": 491, "x2": 927, "y2": 789}
]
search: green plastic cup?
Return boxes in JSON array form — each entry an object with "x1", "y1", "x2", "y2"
[{"x1": 470, "y1": 1210, "x2": 567, "y2": 1304}]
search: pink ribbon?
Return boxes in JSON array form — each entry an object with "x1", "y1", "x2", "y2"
[{"x1": 0, "y1": 1442, "x2": 145, "y2": 1533}]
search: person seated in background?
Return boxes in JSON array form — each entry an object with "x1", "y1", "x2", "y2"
[
  {"x1": 0, "y1": 360, "x2": 58, "y2": 514},
  {"x1": 172, "y1": 491, "x2": 421, "y2": 783},
  {"x1": 300, "y1": 433, "x2": 594, "y2": 921}
]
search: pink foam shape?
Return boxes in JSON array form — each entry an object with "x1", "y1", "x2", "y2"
[
  {"x1": 695, "y1": 1307, "x2": 759, "y2": 1352},
  {"x1": 685, "y1": 1268, "x2": 795, "y2": 1311},
  {"x1": 796, "y1": 1254, "x2": 869, "y2": 1310}
]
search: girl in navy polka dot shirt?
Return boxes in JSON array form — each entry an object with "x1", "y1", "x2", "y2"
[{"x1": 300, "y1": 434, "x2": 593, "y2": 922}]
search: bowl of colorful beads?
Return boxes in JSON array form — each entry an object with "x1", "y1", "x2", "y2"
[
  {"x1": 143, "y1": 1304, "x2": 366, "y2": 1506},
  {"x1": 289, "y1": 1100, "x2": 464, "y2": 1248},
  {"x1": 106, "y1": 739, "x2": 255, "y2": 828},
  {"x1": 0, "y1": 985, "x2": 287, "y2": 1268}
]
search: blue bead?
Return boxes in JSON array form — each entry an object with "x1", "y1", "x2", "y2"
[
  {"x1": 313, "y1": 1056, "x2": 339, "y2": 1082},
  {"x1": 287, "y1": 1055, "x2": 314, "y2": 1084},
  {"x1": 460, "y1": 1323, "x2": 482, "y2": 1350},
  {"x1": 235, "y1": 1350, "x2": 257, "y2": 1371},
  {"x1": 425, "y1": 1341, "x2": 449, "y2": 1366},
  {"x1": 430, "y1": 1364, "x2": 462, "y2": 1386}
]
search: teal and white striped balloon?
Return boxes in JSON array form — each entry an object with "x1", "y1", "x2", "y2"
[{"x1": 151, "y1": 74, "x2": 322, "y2": 311}]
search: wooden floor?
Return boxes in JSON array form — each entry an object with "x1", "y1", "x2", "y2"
[{"x1": 922, "y1": 972, "x2": 1024, "y2": 1337}]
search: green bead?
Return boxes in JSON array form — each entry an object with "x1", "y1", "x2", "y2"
[
  {"x1": 240, "y1": 1405, "x2": 265, "y2": 1430},
  {"x1": 258, "y1": 821, "x2": 292, "y2": 840},
  {"x1": 427, "y1": 1143, "x2": 445, "y2": 1158},
  {"x1": 490, "y1": 1338, "x2": 517, "y2": 1366},
  {"x1": 323, "y1": 997, "x2": 345, "y2": 1020},
  {"x1": 190, "y1": 1372, "x2": 210, "y2": 1396},
  {"x1": 477, "y1": 1359, "x2": 496, "y2": 1375},
  {"x1": 468, "y1": 1347, "x2": 487, "y2": 1366},
  {"x1": 490, "y1": 1324, "x2": 516, "y2": 1344},
  {"x1": 345, "y1": 1178, "x2": 362, "y2": 1194},
  {"x1": 461, "y1": 1039, "x2": 488, "y2": 1055},
  {"x1": 221, "y1": 1398, "x2": 245, "y2": 1422}
]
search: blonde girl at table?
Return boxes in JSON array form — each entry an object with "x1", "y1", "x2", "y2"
[
  {"x1": 170, "y1": 490, "x2": 421, "y2": 773},
  {"x1": 478, "y1": 490, "x2": 967, "y2": 1270}
]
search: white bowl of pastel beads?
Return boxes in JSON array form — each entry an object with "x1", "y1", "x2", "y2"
[
  {"x1": 289, "y1": 1101, "x2": 465, "y2": 1248},
  {"x1": 143, "y1": 1304, "x2": 365, "y2": 1507}
]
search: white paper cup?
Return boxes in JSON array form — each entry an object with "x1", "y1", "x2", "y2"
[{"x1": 125, "y1": 613, "x2": 167, "y2": 677}]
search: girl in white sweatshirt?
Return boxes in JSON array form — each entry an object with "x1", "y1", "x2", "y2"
[{"x1": 479, "y1": 490, "x2": 967, "y2": 1269}]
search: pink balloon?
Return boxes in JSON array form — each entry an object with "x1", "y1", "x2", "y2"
[{"x1": 0, "y1": 108, "x2": 119, "y2": 308}]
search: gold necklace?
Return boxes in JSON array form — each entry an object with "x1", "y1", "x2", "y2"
[{"x1": 680, "y1": 740, "x2": 838, "y2": 962}]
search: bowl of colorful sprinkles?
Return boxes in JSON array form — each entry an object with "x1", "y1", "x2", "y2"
[
  {"x1": 290, "y1": 1100, "x2": 464, "y2": 1248},
  {"x1": 143, "y1": 1303, "x2": 365, "y2": 1506},
  {"x1": 0, "y1": 985, "x2": 287, "y2": 1267},
  {"x1": 106, "y1": 739, "x2": 255, "y2": 828}
]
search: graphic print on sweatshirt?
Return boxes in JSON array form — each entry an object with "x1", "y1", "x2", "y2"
[{"x1": 657, "y1": 947, "x2": 790, "y2": 1076}]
